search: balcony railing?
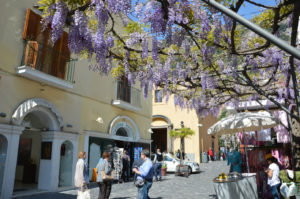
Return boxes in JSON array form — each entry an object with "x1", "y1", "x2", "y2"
[
  {"x1": 20, "y1": 40, "x2": 75, "y2": 84},
  {"x1": 112, "y1": 81, "x2": 141, "y2": 112}
]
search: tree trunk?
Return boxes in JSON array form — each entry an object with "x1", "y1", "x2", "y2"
[{"x1": 290, "y1": 117, "x2": 300, "y2": 170}]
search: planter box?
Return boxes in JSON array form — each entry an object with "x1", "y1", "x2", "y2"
[
  {"x1": 175, "y1": 165, "x2": 189, "y2": 177},
  {"x1": 161, "y1": 167, "x2": 167, "y2": 176}
]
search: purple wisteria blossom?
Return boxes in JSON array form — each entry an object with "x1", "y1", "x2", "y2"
[{"x1": 51, "y1": 1, "x2": 68, "y2": 43}]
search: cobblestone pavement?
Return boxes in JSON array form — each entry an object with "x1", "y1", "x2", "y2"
[{"x1": 17, "y1": 161, "x2": 229, "y2": 199}]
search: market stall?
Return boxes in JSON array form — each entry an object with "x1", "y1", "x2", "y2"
[
  {"x1": 213, "y1": 173, "x2": 257, "y2": 199},
  {"x1": 208, "y1": 111, "x2": 279, "y2": 199}
]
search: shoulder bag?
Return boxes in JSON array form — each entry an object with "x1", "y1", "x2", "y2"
[{"x1": 100, "y1": 161, "x2": 115, "y2": 181}]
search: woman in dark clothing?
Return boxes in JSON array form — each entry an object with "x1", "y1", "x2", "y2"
[{"x1": 96, "y1": 152, "x2": 112, "y2": 199}]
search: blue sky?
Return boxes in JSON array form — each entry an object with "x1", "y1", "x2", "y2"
[{"x1": 238, "y1": 0, "x2": 278, "y2": 19}]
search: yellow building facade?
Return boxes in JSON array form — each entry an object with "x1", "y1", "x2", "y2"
[
  {"x1": 0, "y1": 2, "x2": 152, "y2": 199},
  {"x1": 151, "y1": 90, "x2": 219, "y2": 164}
]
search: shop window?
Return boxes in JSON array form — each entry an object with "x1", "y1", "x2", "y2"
[
  {"x1": 155, "y1": 90, "x2": 163, "y2": 103},
  {"x1": 22, "y1": 8, "x2": 70, "y2": 80}
]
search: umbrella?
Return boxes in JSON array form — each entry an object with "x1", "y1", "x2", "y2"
[{"x1": 207, "y1": 111, "x2": 280, "y2": 173}]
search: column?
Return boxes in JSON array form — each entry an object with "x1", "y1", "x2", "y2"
[
  {"x1": 38, "y1": 131, "x2": 62, "y2": 191},
  {"x1": 0, "y1": 124, "x2": 24, "y2": 199},
  {"x1": 38, "y1": 131, "x2": 79, "y2": 190}
]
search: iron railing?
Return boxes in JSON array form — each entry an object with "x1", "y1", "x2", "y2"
[
  {"x1": 116, "y1": 81, "x2": 141, "y2": 107},
  {"x1": 21, "y1": 40, "x2": 75, "y2": 83}
]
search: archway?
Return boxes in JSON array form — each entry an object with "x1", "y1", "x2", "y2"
[
  {"x1": 12, "y1": 98, "x2": 63, "y2": 193},
  {"x1": 59, "y1": 141, "x2": 73, "y2": 187},
  {"x1": 0, "y1": 135, "x2": 7, "y2": 196}
]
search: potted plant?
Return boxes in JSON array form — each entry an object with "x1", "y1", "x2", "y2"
[
  {"x1": 170, "y1": 124, "x2": 195, "y2": 177},
  {"x1": 161, "y1": 163, "x2": 167, "y2": 176}
]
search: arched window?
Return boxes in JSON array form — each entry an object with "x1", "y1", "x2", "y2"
[{"x1": 116, "y1": 127, "x2": 128, "y2": 137}]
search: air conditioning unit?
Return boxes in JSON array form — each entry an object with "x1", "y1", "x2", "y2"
[{"x1": 24, "y1": 41, "x2": 39, "y2": 68}]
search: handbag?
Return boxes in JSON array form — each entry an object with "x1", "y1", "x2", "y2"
[
  {"x1": 280, "y1": 183, "x2": 289, "y2": 198},
  {"x1": 280, "y1": 182, "x2": 297, "y2": 198},
  {"x1": 77, "y1": 184, "x2": 90, "y2": 199},
  {"x1": 134, "y1": 179, "x2": 145, "y2": 187},
  {"x1": 100, "y1": 169, "x2": 115, "y2": 181}
]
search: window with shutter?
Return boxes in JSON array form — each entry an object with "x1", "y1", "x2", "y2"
[
  {"x1": 22, "y1": 8, "x2": 70, "y2": 80},
  {"x1": 23, "y1": 8, "x2": 41, "y2": 40},
  {"x1": 117, "y1": 77, "x2": 131, "y2": 103}
]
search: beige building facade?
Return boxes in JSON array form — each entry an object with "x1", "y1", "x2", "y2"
[
  {"x1": 0, "y1": 2, "x2": 152, "y2": 199},
  {"x1": 151, "y1": 90, "x2": 219, "y2": 164}
]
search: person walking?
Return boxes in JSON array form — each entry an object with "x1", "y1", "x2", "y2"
[
  {"x1": 121, "y1": 150, "x2": 130, "y2": 182},
  {"x1": 133, "y1": 149, "x2": 153, "y2": 199},
  {"x1": 96, "y1": 152, "x2": 113, "y2": 199},
  {"x1": 154, "y1": 148, "x2": 163, "y2": 181},
  {"x1": 74, "y1": 151, "x2": 89, "y2": 189},
  {"x1": 264, "y1": 155, "x2": 281, "y2": 199}
]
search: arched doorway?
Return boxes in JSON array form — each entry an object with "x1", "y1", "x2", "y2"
[
  {"x1": 59, "y1": 141, "x2": 73, "y2": 187},
  {"x1": 14, "y1": 111, "x2": 53, "y2": 192},
  {"x1": 151, "y1": 115, "x2": 172, "y2": 153},
  {"x1": 12, "y1": 98, "x2": 63, "y2": 193},
  {"x1": 0, "y1": 135, "x2": 7, "y2": 196}
]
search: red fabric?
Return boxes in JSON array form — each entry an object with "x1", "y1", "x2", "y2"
[{"x1": 209, "y1": 149, "x2": 213, "y2": 156}]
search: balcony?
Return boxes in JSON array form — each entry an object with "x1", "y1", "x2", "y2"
[
  {"x1": 112, "y1": 81, "x2": 141, "y2": 112},
  {"x1": 16, "y1": 40, "x2": 75, "y2": 89}
]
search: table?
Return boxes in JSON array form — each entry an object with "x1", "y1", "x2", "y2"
[{"x1": 213, "y1": 173, "x2": 258, "y2": 199}]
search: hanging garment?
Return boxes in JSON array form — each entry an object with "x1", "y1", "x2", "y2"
[
  {"x1": 257, "y1": 129, "x2": 271, "y2": 142},
  {"x1": 274, "y1": 111, "x2": 290, "y2": 143}
]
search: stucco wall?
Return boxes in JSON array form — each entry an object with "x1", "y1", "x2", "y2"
[
  {"x1": 152, "y1": 94, "x2": 201, "y2": 163},
  {"x1": 198, "y1": 115, "x2": 219, "y2": 155},
  {"x1": 0, "y1": 0, "x2": 152, "y2": 152}
]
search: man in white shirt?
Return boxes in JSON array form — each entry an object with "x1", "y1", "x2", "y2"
[{"x1": 265, "y1": 156, "x2": 281, "y2": 199}]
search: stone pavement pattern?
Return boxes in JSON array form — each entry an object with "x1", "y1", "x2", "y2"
[{"x1": 18, "y1": 161, "x2": 229, "y2": 199}]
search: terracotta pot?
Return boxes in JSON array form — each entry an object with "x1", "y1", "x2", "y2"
[{"x1": 161, "y1": 167, "x2": 167, "y2": 176}]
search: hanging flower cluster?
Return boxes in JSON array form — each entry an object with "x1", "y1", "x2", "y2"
[{"x1": 39, "y1": 0, "x2": 297, "y2": 118}]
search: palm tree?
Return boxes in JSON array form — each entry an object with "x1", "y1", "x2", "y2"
[{"x1": 170, "y1": 127, "x2": 195, "y2": 166}]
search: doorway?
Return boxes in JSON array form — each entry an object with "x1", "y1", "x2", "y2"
[
  {"x1": 151, "y1": 128, "x2": 167, "y2": 153},
  {"x1": 14, "y1": 130, "x2": 41, "y2": 193},
  {"x1": 59, "y1": 141, "x2": 73, "y2": 187},
  {"x1": 13, "y1": 111, "x2": 48, "y2": 193}
]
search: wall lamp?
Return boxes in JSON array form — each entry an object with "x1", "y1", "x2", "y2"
[{"x1": 0, "y1": 112, "x2": 6, "y2": 118}]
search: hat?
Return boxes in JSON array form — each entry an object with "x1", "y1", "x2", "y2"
[{"x1": 265, "y1": 153, "x2": 272, "y2": 160}]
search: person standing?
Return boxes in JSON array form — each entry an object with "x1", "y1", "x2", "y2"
[
  {"x1": 231, "y1": 148, "x2": 242, "y2": 173},
  {"x1": 122, "y1": 150, "x2": 130, "y2": 182},
  {"x1": 264, "y1": 156, "x2": 281, "y2": 199},
  {"x1": 96, "y1": 152, "x2": 113, "y2": 199},
  {"x1": 176, "y1": 149, "x2": 181, "y2": 159},
  {"x1": 209, "y1": 148, "x2": 214, "y2": 161},
  {"x1": 74, "y1": 151, "x2": 88, "y2": 189},
  {"x1": 227, "y1": 148, "x2": 233, "y2": 172},
  {"x1": 154, "y1": 148, "x2": 163, "y2": 181},
  {"x1": 133, "y1": 149, "x2": 153, "y2": 199}
]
